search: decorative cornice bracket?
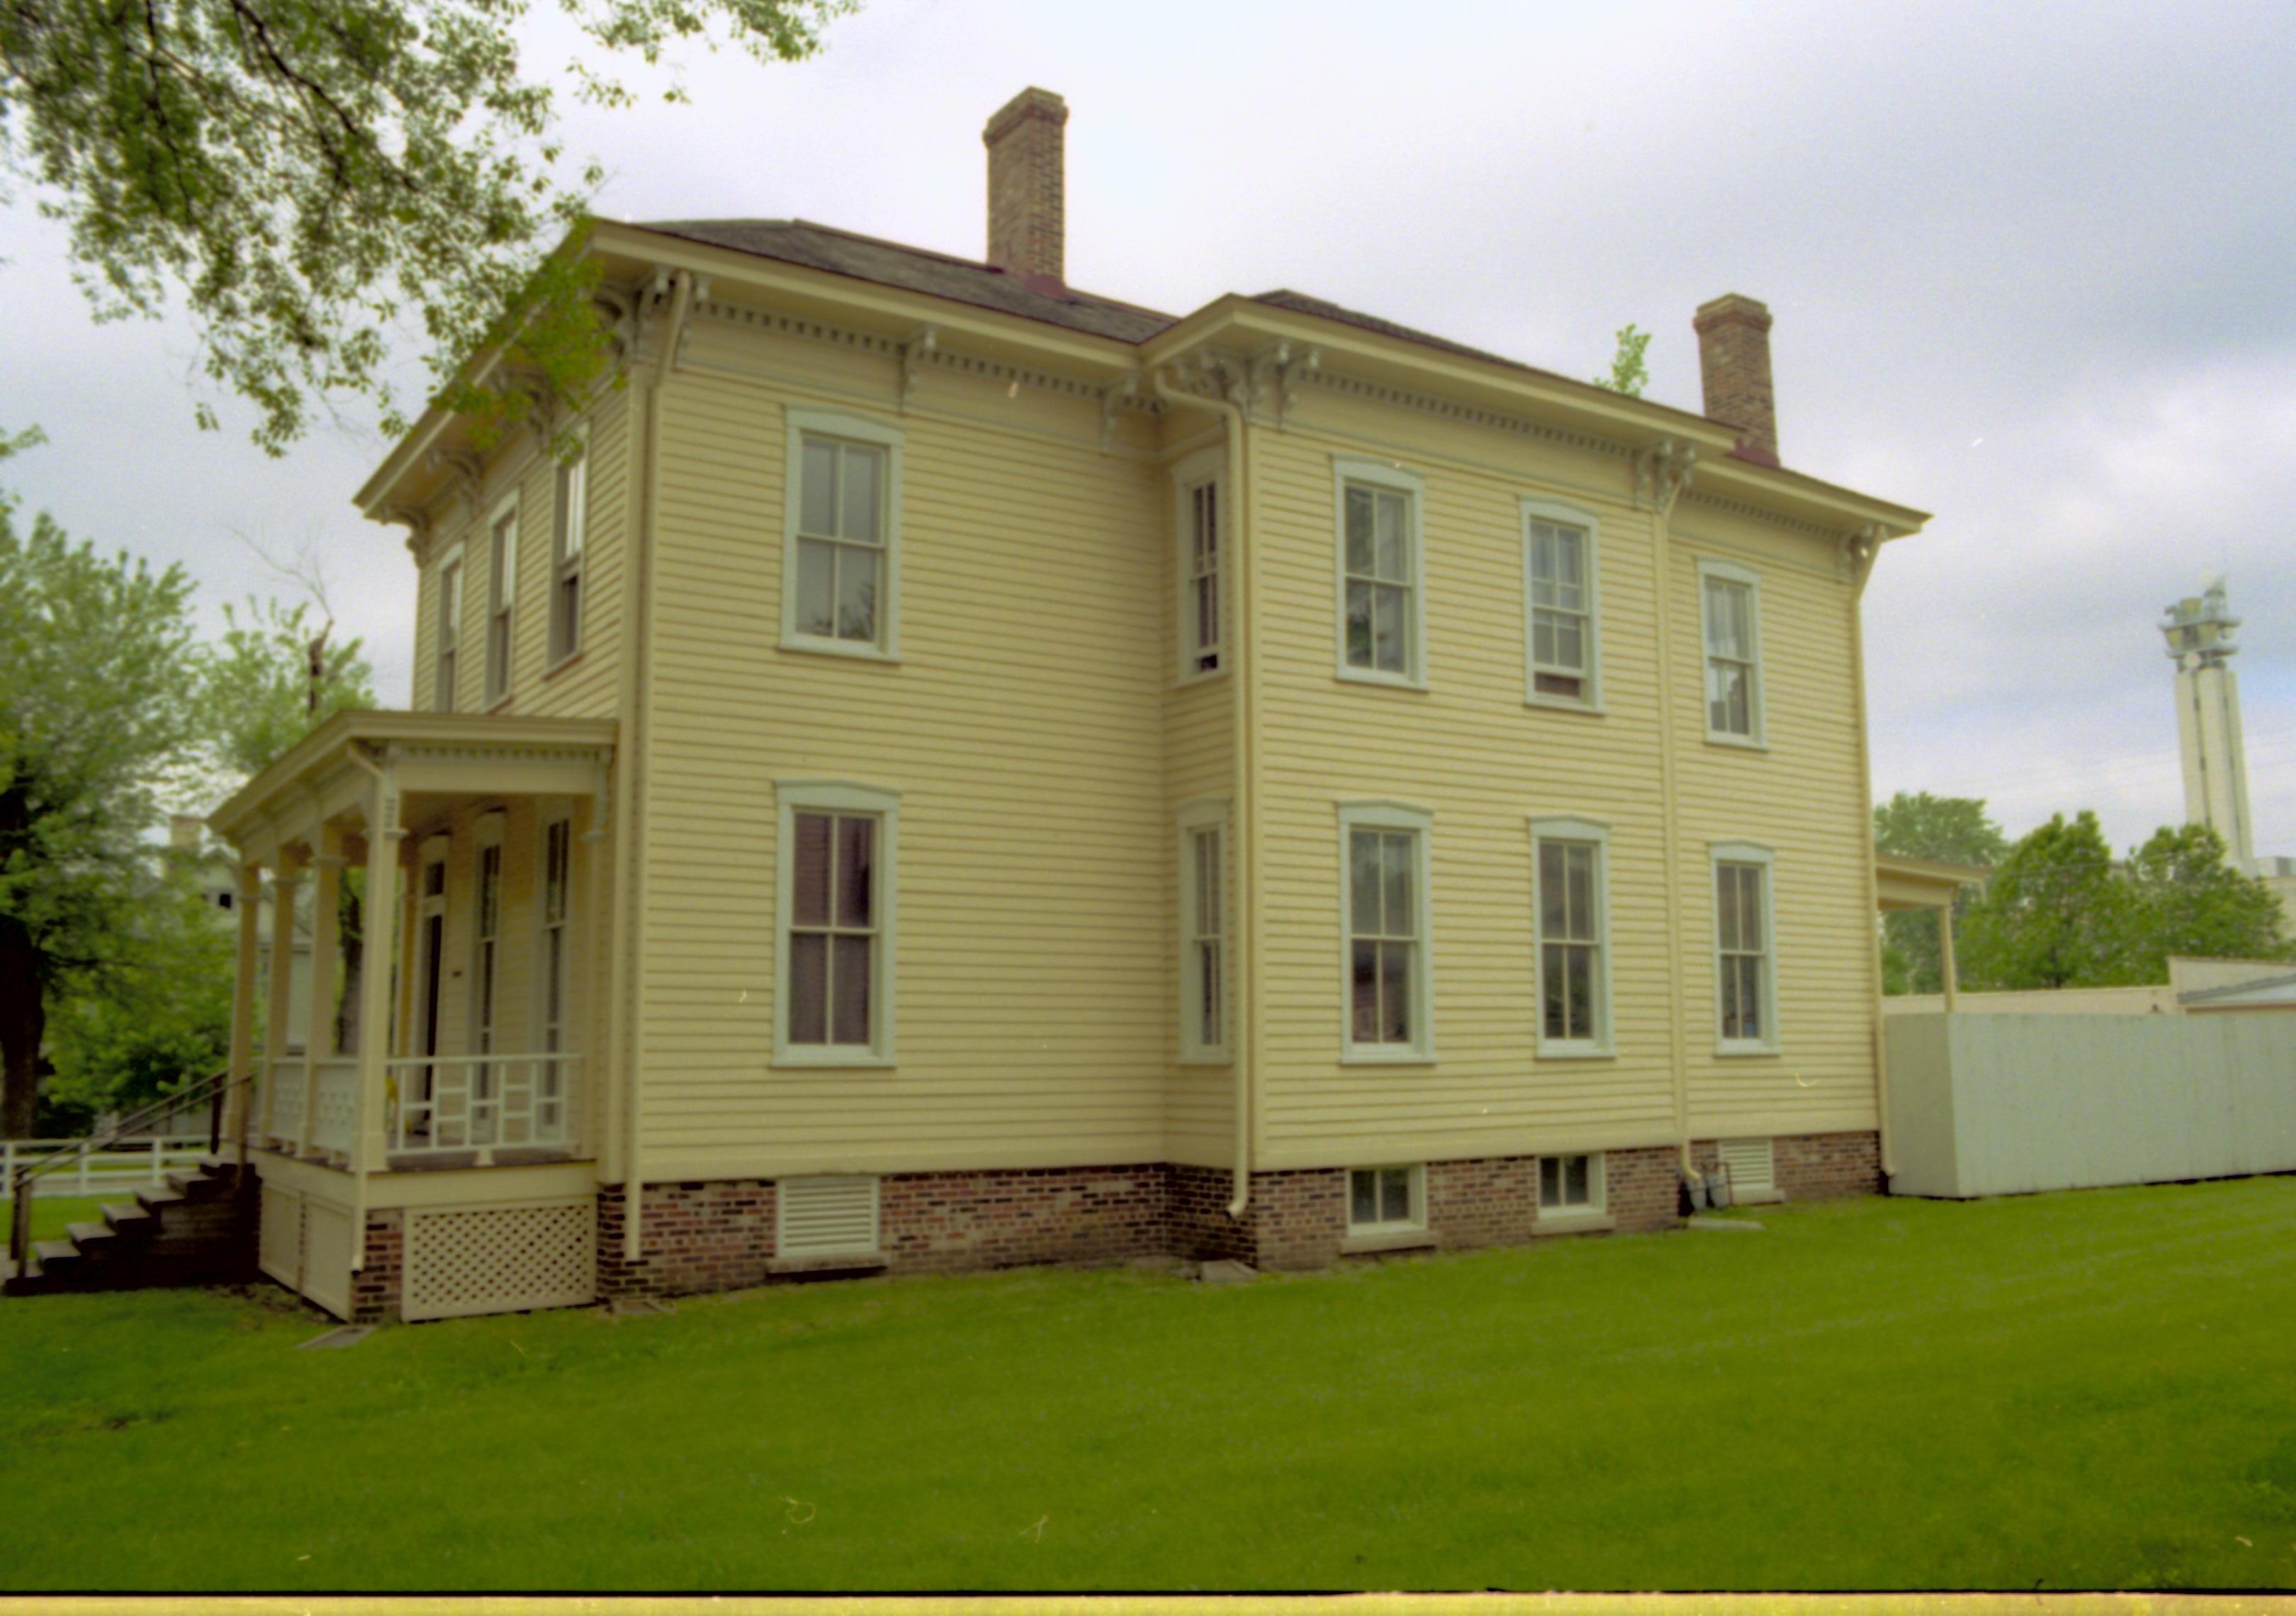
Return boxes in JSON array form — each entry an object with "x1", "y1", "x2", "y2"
[
  {"x1": 899, "y1": 325, "x2": 940, "y2": 412},
  {"x1": 1633, "y1": 437, "x2": 1698, "y2": 516},
  {"x1": 1099, "y1": 374, "x2": 1137, "y2": 451}
]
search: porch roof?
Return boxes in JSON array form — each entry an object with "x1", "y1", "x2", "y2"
[
  {"x1": 1875, "y1": 852, "x2": 1989, "y2": 912},
  {"x1": 208, "y1": 709, "x2": 618, "y2": 858}
]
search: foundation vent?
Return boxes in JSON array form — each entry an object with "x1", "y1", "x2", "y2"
[
  {"x1": 777, "y1": 1175, "x2": 881, "y2": 1259},
  {"x1": 1719, "y1": 1137, "x2": 1776, "y2": 1199},
  {"x1": 403, "y1": 1199, "x2": 597, "y2": 1322}
]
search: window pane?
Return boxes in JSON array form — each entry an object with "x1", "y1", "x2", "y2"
[
  {"x1": 1742, "y1": 959, "x2": 1765, "y2": 1039},
  {"x1": 1540, "y1": 843, "x2": 1568, "y2": 937},
  {"x1": 831, "y1": 934, "x2": 872, "y2": 1044},
  {"x1": 1532, "y1": 612, "x2": 1557, "y2": 667},
  {"x1": 1198, "y1": 940, "x2": 1221, "y2": 1045},
  {"x1": 1195, "y1": 830, "x2": 1221, "y2": 936},
  {"x1": 1717, "y1": 864, "x2": 1742, "y2": 950},
  {"x1": 1565, "y1": 1154, "x2": 1589, "y2": 1204},
  {"x1": 835, "y1": 815, "x2": 874, "y2": 928},
  {"x1": 1344, "y1": 487, "x2": 1375, "y2": 574},
  {"x1": 801, "y1": 439, "x2": 837, "y2": 535},
  {"x1": 1380, "y1": 1167, "x2": 1411, "y2": 1223},
  {"x1": 1567, "y1": 946, "x2": 1593, "y2": 1040},
  {"x1": 1350, "y1": 941, "x2": 1379, "y2": 1043},
  {"x1": 1740, "y1": 868, "x2": 1765, "y2": 948},
  {"x1": 792, "y1": 813, "x2": 833, "y2": 927},
  {"x1": 1553, "y1": 527, "x2": 1582, "y2": 590},
  {"x1": 1195, "y1": 573, "x2": 1219, "y2": 656},
  {"x1": 1374, "y1": 491, "x2": 1407, "y2": 580},
  {"x1": 1568, "y1": 848, "x2": 1595, "y2": 939},
  {"x1": 1539, "y1": 1155, "x2": 1560, "y2": 1206},
  {"x1": 837, "y1": 547, "x2": 879, "y2": 642},
  {"x1": 797, "y1": 539, "x2": 836, "y2": 637},
  {"x1": 558, "y1": 456, "x2": 587, "y2": 561},
  {"x1": 1380, "y1": 941, "x2": 1413, "y2": 1043},
  {"x1": 1541, "y1": 945, "x2": 1566, "y2": 1040},
  {"x1": 1555, "y1": 617, "x2": 1584, "y2": 671},
  {"x1": 1373, "y1": 584, "x2": 1407, "y2": 673},
  {"x1": 789, "y1": 934, "x2": 828, "y2": 1045},
  {"x1": 840, "y1": 446, "x2": 882, "y2": 544},
  {"x1": 1351, "y1": 1169, "x2": 1377, "y2": 1225},
  {"x1": 1381, "y1": 833, "x2": 1413, "y2": 940},
  {"x1": 1344, "y1": 580, "x2": 1375, "y2": 667},
  {"x1": 1350, "y1": 831, "x2": 1383, "y2": 936}
]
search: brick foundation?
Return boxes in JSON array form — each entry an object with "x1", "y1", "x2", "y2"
[
  {"x1": 578, "y1": 1130, "x2": 1877, "y2": 1301},
  {"x1": 352, "y1": 1210, "x2": 403, "y2": 1325}
]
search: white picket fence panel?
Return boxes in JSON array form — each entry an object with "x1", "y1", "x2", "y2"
[{"x1": 1, "y1": 1137, "x2": 213, "y2": 1201}]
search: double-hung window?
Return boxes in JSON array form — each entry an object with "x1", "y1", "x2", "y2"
[
  {"x1": 1523, "y1": 499, "x2": 1599, "y2": 707},
  {"x1": 434, "y1": 547, "x2": 464, "y2": 712},
  {"x1": 776, "y1": 782, "x2": 899, "y2": 1065},
  {"x1": 551, "y1": 444, "x2": 587, "y2": 664},
  {"x1": 783, "y1": 408, "x2": 903, "y2": 659},
  {"x1": 1539, "y1": 1152, "x2": 1605, "y2": 1219},
  {"x1": 484, "y1": 496, "x2": 519, "y2": 707},
  {"x1": 1339, "y1": 802, "x2": 1434, "y2": 1061},
  {"x1": 1713, "y1": 842, "x2": 1777, "y2": 1053},
  {"x1": 1333, "y1": 458, "x2": 1426, "y2": 685},
  {"x1": 1700, "y1": 559, "x2": 1763, "y2": 744},
  {"x1": 1174, "y1": 447, "x2": 1225, "y2": 680},
  {"x1": 1177, "y1": 800, "x2": 1228, "y2": 1062},
  {"x1": 1529, "y1": 817, "x2": 1611, "y2": 1055}
]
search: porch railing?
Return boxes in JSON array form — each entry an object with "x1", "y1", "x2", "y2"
[
  {"x1": 310, "y1": 1060, "x2": 359, "y2": 1156},
  {"x1": 383, "y1": 1053, "x2": 581, "y2": 1165},
  {"x1": 266, "y1": 1057, "x2": 305, "y2": 1146}
]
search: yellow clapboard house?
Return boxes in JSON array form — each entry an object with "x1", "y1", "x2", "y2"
[{"x1": 207, "y1": 87, "x2": 1930, "y2": 1320}]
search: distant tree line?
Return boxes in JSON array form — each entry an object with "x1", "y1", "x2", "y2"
[{"x1": 1874, "y1": 791, "x2": 2289, "y2": 995}]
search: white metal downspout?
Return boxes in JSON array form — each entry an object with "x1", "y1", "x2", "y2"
[
  {"x1": 1152, "y1": 364, "x2": 1254, "y2": 1221},
  {"x1": 618, "y1": 266, "x2": 692, "y2": 1262},
  {"x1": 1849, "y1": 530, "x2": 1894, "y2": 1182},
  {"x1": 1643, "y1": 450, "x2": 1696, "y2": 1182}
]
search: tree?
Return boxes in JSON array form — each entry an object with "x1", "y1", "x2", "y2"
[
  {"x1": 2122, "y1": 824, "x2": 2287, "y2": 979},
  {"x1": 0, "y1": 478, "x2": 205, "y2": 1138},
  {"x1": 1592, "y1": 324, "x2": 1651, "y2": 397},
  {"x1": 1872, "y1": 791, "x2": 2008, "y2": 994},
  {"x1": 1, "y1": 0, "x2": 850, "y2": 453},
  {"x1": 1957, "y1": 812, "x2": 2140, "y2": 992}
]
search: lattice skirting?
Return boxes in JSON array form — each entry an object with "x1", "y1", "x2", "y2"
[{"x1": 398, "y1": 1199, "x2": 597, "y2": 1323}]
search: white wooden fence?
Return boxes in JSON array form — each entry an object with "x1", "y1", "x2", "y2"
[
  {"x1": 1, "y1": 1137, "x2": 213, "y2": 1201},
  {"x1": 1885, "y1": 1011, "x2": 2296, "y2": 1198}
]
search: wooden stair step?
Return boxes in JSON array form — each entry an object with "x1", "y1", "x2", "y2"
[
  {"x1": 101, "y1": 1201, "x2": 152, "y2": 1234},
  {"x1": 64, "y1": 1221, "x2": 116, "y2": 1250}
]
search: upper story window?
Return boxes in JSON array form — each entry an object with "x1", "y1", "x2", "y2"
[
  {"x1": 484, "y1": 495, "x2": 519, "y2": 707},
  {"x1": 1177, "y1": 799, "x2": 1229, "y2": 1062},
  {"x1": 783, "y1": 408, "x2": 904, "y2": 661},
  {"x1": 1523, "y1": 499, "x2": 1599, "y2": 709},
  {"x1": 1332, "y1": 458, "x2": 1427, "y2": 688},
  {"x1": 775, "y1": 781, "x2": 900, "y2": 1067},
  {"x1": 434, "y1": 546, "x2": 464, "y2": 712},
  {"x1": 551, "y1": 444, "x2": 587, "y2": 666},
  {"x1": 1700, "y1": 559, "x2": 1764, "y2": 744},
  {"x1": 1173, "y1": 447, "x2": 1225, "y2": 681},
  {"x1": 1713, "y1": 841, "x2": 1778, "y2": 1054},
  {"x1": 1529, "y1": 816, "x2": 1612, "y2": 1057},
  {"x1": 1339, "y1": 801, "x2": 1435, "y2": 1062}
]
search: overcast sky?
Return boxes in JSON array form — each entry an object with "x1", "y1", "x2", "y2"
[{"x1": 5, "y1": 0, "x2": 2293, "y2": 853}]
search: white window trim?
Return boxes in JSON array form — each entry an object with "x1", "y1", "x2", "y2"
[
  {"x1": 433, "y1": 540, "x2": 466, "y2": 714},
  {"x1": 1528, "y1": 815, "x2": 1615, "y2": 1059},
  {"x1": 1172, "y1": 447, "x2": 1227, "y2": 687},
  {"x1": 1521, "y1": 497, "x2": 1603, "y2": 713},
  {"x1": 1345, "y1": 1162, "x2": 1427, "y2": 1236},
  {"x1": 1697, "y1": 556, "x2": 1766, "y2": 748},
  {"x1": 1538, "y1": 1150, "x2": 1609, "y2": 1223},
  {"x1": 482, "y1": 490, "x2": 521, "y2": 709},
  {"x1": 1331, "y1": 456, "x2": 1429, "y2": 690},
  {"x1": 548, "y1": 436, "x2": 588, "y2": 669},
  {"x1": 1176, "y1": 797, "x2": 1231, "y2": 1065},
  {"x1": 1711, "y1": 839, "x2": 1780, "y2": 1056},
  {"x1": 782, "y1": 407, "x2": 904, "y2": 663},
  {"x1": 1336, "y1": 799, "x2": 1436, "y2": 1065},
  {"x1": 773, "y1": 780, "x2": 901, "y2": 1068}
]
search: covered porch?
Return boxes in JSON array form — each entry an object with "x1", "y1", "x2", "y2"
[
  {"x1": 210, "y1": 711, "x2": 618, "y2": 1194},
  {"x1": 1875, "y1": 852, "x2": 1988, "y2": 1010}
]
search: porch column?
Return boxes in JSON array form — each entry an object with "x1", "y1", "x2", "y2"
[
  {"x1": 1939, "y1": 899, "x2": 1960, "y2": 1012},
  {"x1": 355, "y1": 774, "x2": 400, "y2": 1176},
  {"x1": 224, "y1": 862, "x2": 262, "y2": 1162},
  {"x1": 261, "y1": 860, "x2": 304, "y2": 1145},
  {"x1": 302, "y1": 824, "x2": 345, "y2": 1159}
]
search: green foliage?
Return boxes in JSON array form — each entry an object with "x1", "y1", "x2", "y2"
[
  {"x1": 193, "y1": 595, "x2": 376, "y2": 782},
  {"x1": 1872, "y1": 791, "x2": 2008, "y2": 994},
  {"x1": 1957, "y1": 812, "x2": 2139, "y2": 990},
  {"x1": 1592, "y1": 322, "x2": 1650, "y2": 397},
  {"x1": 2123, "y1": 823, "x2": 2287, "y2": 977},
  {"x1": 0, "y1": 0, "x2": 850, "y2": 452}
]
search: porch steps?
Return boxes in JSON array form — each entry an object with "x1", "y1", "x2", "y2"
[{"x1": 4, "y1": 1157, "x2": 259, "y2": 1297}]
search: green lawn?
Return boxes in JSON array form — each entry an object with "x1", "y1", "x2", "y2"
[
  {"x1": 3, "y1": 1179, "x2": 2293, "y2": 1592},
  {"x1": 8, "y1": 1194, "x2": 114, "y2": 1248}
]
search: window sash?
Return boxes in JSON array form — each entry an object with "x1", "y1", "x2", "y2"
[
  {"x1": 1528, "y1": 521, "x2": 1589, "y2": 684},
  {"x1": 1716, "y1": 861, "x2": 1771, "y2": 1043},
  {"x1": 1186, "y1": 824, "x2": 1225, "y2": 1052},
  {"x1": 794, "y1": 437, "x2": 887, "y2": 646},
  {"x1": 1349, "y1": 1165, "x2": 1418, "y2": 1230},
  {"x1": 1539, "y1": 1154, "x2": 1595, "y2": 1210},
  {"x1": 486, "y1": 512, "x2": 517, "y2": 704},
  {"x1": 1188, "y1": 481, "x2": 1222, "y2": 673},
  {"x1": 552, "y1": 453, "x2": 586, "y2": 661},
  {"x1": 1537, "y1": 839, "x2": 1603, "y2": 1045},
  {"x1": 1703, "y1": 576, "x2": 1757, "y2": 735},
  {"x1": 1341, "y1": 484, "x2": 1414, "y2": 674},
  {"x1": 788, "y1": 810, "x2": 879, "y2": 1048},
  {"x1": 1347, "y1": 827, "x2": 1419, "y2": 1047}
]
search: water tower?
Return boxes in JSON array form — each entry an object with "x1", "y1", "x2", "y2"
[{"x1": 2161, "y1": 576, "x2": 2254, "y2": 866}]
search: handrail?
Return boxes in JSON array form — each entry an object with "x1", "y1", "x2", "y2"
[{"x1": 7, "y1": 1065, "x2": 237, "y2": 1272}]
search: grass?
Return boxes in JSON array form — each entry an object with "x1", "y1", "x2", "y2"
[
  {"x1": 6, "y1": 1195, "x2": 116, "y2": 1249},
  {"x1": 2, "y1": 1178, "x2": 2294, "y2": 1593}
]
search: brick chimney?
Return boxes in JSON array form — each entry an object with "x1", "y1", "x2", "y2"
[
  {"x1": 1693, "y1": 293, "x2": 1779, "y2": 467},
  {"x1": 983, "y1": 87, "x2": 1067, "y2": 288}
]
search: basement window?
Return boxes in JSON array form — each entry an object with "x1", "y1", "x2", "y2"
[
  {"x1": 1348, "y1": 1165, "x2": 1424, "y2": 1235},
  {"x1": 1538, "y1": 1152, "x2": 1605, "y2": 1218}
]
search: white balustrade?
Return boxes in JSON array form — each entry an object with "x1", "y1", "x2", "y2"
[
  {"x1": 384, "y1": 1053, "x2": 581, "y2": 1164},
  {"x1": 310, "y1": 1060, "x2": 359, "y2": 1156},
  {"x1": 266, "y1": 1057, "x2": 307, "y2": 1146}
]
